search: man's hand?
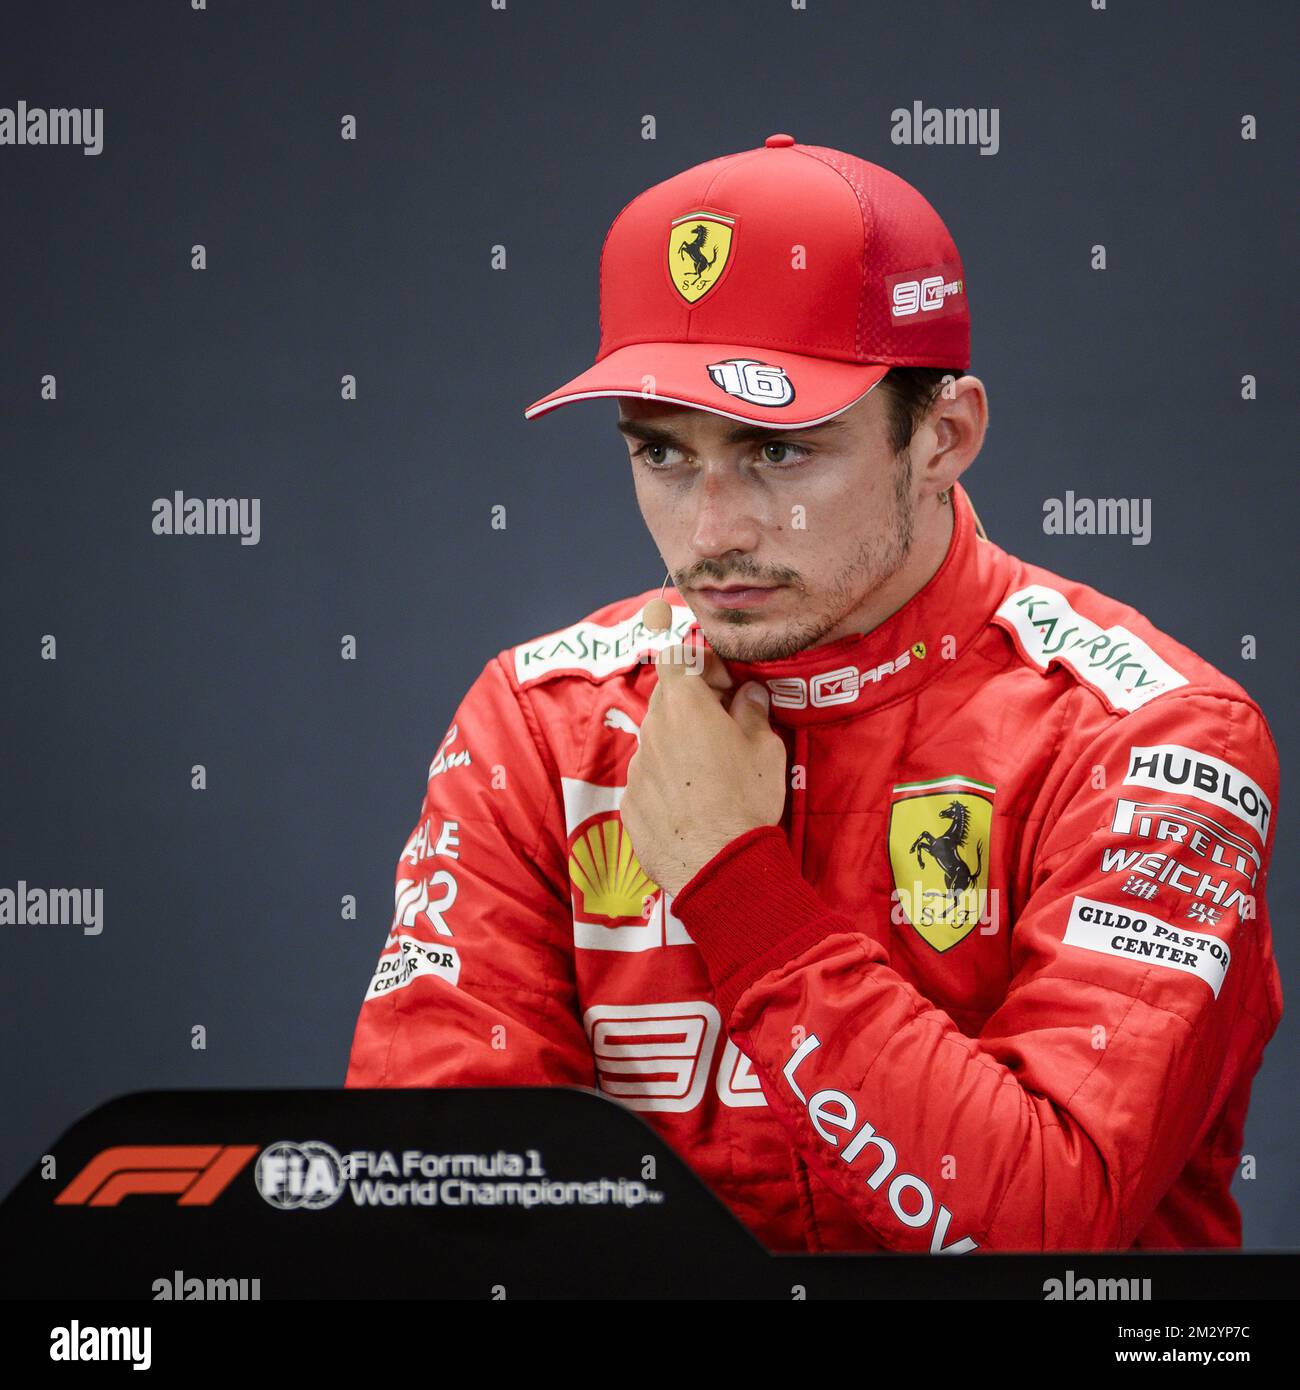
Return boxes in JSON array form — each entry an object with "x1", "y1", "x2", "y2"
[{"x1": 621, "y1": 643, "x2": 788, "y2": 897}]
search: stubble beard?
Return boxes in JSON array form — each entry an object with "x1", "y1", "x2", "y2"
[{"x1": 693, "y1": 452, "x2": 916, "y2": 664}]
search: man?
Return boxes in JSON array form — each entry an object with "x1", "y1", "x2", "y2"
[{"x1": 347, "y1": 135, "x2": 1281, "y2": 1253}]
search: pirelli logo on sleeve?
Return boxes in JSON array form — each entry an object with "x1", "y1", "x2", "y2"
[
  {"x1": 1123, "y1": 744, "x2": 1271, "y2": 841},
  {"x1": 1062, "y1": 895, "x2": 1230, "y2": 997}
]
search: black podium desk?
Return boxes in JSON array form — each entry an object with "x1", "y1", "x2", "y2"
[{"x1": 2, "y1": 1087, "x2": 1292, "y2": 1300}]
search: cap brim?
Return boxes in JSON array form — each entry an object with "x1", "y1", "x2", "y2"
[{"x1": 523, "y1": 341, "x2": 891, "y2": 427}]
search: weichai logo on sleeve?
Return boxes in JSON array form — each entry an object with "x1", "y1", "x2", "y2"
[
  {"x1": 889, "y1": 775, "x2": 995, "y2": 952},
  {"x1": 55, "y1": 1145, "x2": 258, "y2": 1206}
]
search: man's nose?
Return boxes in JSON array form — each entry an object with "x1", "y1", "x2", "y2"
[{"x1": 688, "y1": 468, "x2": 763, "y2": 560}]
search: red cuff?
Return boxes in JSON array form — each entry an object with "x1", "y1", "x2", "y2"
[{"x1": 671, "y1": 825, "x2": 859, "y2": 1023}]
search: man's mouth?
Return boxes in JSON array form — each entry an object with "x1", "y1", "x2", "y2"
[{"x1": 693, "y1": 583, "x2": 784, "y2": 610}]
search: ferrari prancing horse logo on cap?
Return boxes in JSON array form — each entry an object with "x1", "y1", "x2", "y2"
[{"x1": 669, "y1": 210, "x2": 734, "y2": 304}]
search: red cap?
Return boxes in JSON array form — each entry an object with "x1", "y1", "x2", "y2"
[{"x1": 524, "y1": 134, "x2": 970, "y2": 427}]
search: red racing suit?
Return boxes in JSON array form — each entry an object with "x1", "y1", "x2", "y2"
[{"x1": 346, "y1": 483, "x2": 1282, "y2": 1253}]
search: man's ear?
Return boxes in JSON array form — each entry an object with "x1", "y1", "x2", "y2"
[{"x1": 923, "y1": 375, "x2": 988, "y2": 496}]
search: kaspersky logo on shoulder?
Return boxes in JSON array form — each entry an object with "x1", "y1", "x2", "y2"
[
  {"x1": 514, "y1": 607, "x2": 694, "y2": 686},
  {"x1": 994, "y1": 585, "x2": 1187, "y2": 712}
]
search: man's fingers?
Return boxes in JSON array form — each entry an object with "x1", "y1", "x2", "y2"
[
  {"x1": 729, "y1": 680, "x2": 773, "y2": 737},
  {"x1": 652, "y1": 643, "x2": 687, "y2": 684},
  {"x1": 698, "y1": 647, "x2": 735, "y2": 694},
  {"x1": 653, "y1": 643, "x2": 726, "y2": 703}
]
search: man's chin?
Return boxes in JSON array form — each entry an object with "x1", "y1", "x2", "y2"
[{"x1": 693, "y1": 611, "x2": 827, "y2": 664}]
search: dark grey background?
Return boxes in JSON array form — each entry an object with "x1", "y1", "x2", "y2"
[{"x1": 1, "y1": 0, "x2": 1295, "y2": 1243}]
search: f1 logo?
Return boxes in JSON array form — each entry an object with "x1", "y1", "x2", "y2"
[{"x1": 54, "y1": 1145, "x2": 259, "y2": 1207}]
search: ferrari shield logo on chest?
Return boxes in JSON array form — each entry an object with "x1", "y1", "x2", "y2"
[
  {"x1": 889, "y1": 775, "x2": 995, "y2": 952},
  {"x1": 668, "y1": 211, "x2": 734, "y2": 304}
]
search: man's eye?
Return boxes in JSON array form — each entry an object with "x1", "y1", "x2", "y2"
[
  {"x1": 759, "y1": 441, "x2": 810, "y2": 467},
  {"x1": 630, "y1": 441, "x2": 809, "y2": 469},
  {"x1": 633, "y1": 443, "x2": 682, "y2": 468}
]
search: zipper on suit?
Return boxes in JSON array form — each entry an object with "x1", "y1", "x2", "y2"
[
  {"x1": 786, "y1": 724, "x2": 825, "y2": 1251},
  {"x1": 790, "y1": 725, "x2": 809, "y2": 862}
]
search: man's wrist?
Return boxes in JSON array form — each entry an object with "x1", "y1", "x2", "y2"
[{"x1": 672, "y1": 825, "x2": 856, "y2": 1021}]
